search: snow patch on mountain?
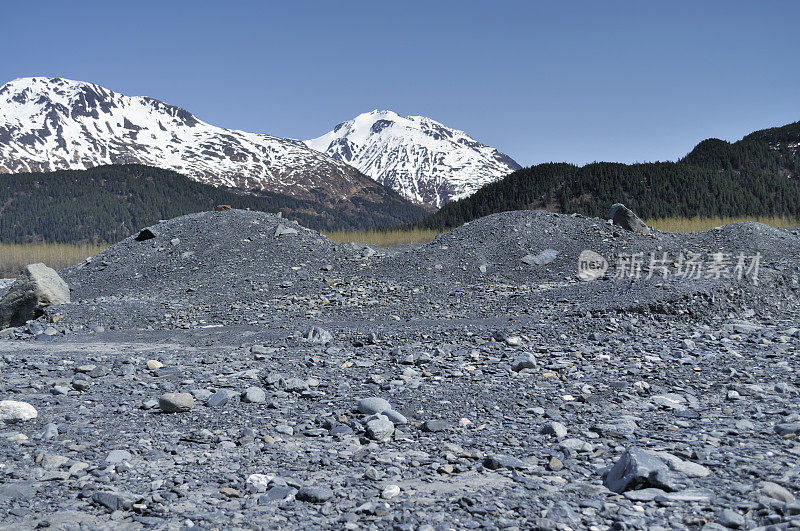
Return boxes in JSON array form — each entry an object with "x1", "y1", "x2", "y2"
[
  {"x1": 305, "y1": 110, "x2": 520, "y2": 207},
  {"x1": 0, "y1": 77, "x2": 370, "y2": 200}
]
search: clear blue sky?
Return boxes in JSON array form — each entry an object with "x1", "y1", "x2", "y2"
[{"x1": 3, "y1": 1, "x2": 798, "y2": 166}]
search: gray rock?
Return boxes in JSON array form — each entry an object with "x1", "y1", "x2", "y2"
[
  {"x1": 105, "y1": 449, "x2": 132, "y2": 464},
  {"x1": 603, "y1": 447, "x2": 674, "y2": 493},
  {"x1": 366, "y1": 417, "x2": 395, "y2": 442},
  {"x1": 654, "y1": 451, "x2": 711, "y2": 478},
  {"x1": 718, "y1": 509, "x2": 745, "y2": 528},
  {"x1": 206, "y1": 390, "x2": 229, "y2": 407},
  {"x1": 521, "y1": 249, "x2": 559, "y2": 266},
  {"x1": 541, "y1": 421, "x2": 568, "y2": 438},
  {"x1": 158, "y1": 392, "x2": 194, "y2": 413},
  {"x1": 296, "y1": 485, "x2": 333, "y2": 503},
  {"x1": 623, "y1": 488, "x2": 666, "y2": 502},
  {"x1": 422, "y1": 419, "x2": 450, "y2": 432},
  {"x1": 242, "y1": 386, "x2": 266, "y2": 403},
  {"x1": 483, "y1": 454, "x2": 530, "y2": 470},
  {"x1": 655, "y1": 488, "x2": 714, "y2": 503},
  {"x1": 511, "y1": 353, "x2": 537, "y2": 372},
  {"x1": 358, "y1": 397, "x2": 391, "y2": 415},
  {"x1": 0, "y1": 263, "x2": 70, "y2": 328},
  {"x1": 303, "y1": 326, "x2": 333, "y2": 344},
  {"x1": 609, "y1": 203, "x2": 651, "y2": 234},
  {"x1": 757, "y1": 481, "x2": 795, "y2": 503},
  {"x1": 383, "y1": 409, "x2": 408, "y2": 425},
  {"x1": 275, "y1": 225, "x2": 299, "y2": 237},
  {"x1": 775, "y1": 422, "x2": 800, "y2": 436},
  {"x1": 38, "y1": 422, "x2": 59, "y2": 440},
  {"x1": 92, "y1": 491, "x2": 139, "y2": 511}
]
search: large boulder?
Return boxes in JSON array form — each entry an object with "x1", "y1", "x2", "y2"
[
  {"x1": 609, "y1": 203, "x2": 651, "y2": 234},
  {"x1": 603, "y1": 447, "x2": 675, "y2": 493},
  {"x1": 0, "y1": 263, "x2": 70, "y2": 328}
]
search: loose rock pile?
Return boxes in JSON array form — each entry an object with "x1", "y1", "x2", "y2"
[{"x1": 0, "y1": 208, "x2": 798, "y2": 529}]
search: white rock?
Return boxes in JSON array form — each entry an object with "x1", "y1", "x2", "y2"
[
  {"x1": 246, "y1": 474, "x2": 273, "y2": 493},
  {"x1": 0, "y1": 400, "x2": 38, "y2": 423},
  {"x1": 382, "y1": 484, "x2": 401, "y2": 499}
]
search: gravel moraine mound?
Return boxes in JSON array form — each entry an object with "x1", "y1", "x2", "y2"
[{"x1": 0, "y1": 208, "x2": 799, "y2": 530}]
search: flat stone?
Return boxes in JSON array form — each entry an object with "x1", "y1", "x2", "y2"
[
  {"x1": 105, "y1": 449, "x2": 132, "y2": 464},
  {"x1": 92, "y1": 491, "x2": 139, "y2": 512},
  {"x1": 655, "y1": 488, "x2": 714, "y2": 503},
  {"x1": 651, "y1": 394, "x2": 688, "y2": 411},
  {"x1": 654, "y1": 452, "x2": 711, "y2": 478},
  {"x1": 521, "y1": 249, "x2": 559, "y2": 266},
  {"x1": 422, "y1": 419, "x2": 450, "y2": 432},
  {"x1": 758, "y1": 481, "x2": 795, "y2": 503},
  {"x1": 206, "y1": 390, "x2": 229, "y2": 408},
  {"x1": 483, "y1": 454, "x2": 530, "y2": 470}
]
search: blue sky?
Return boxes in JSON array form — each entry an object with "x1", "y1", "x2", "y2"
[{"x1": 3, "y1": 1, "x2": 798, "y2": 166}]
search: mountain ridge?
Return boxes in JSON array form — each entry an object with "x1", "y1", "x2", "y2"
[
  {"x1": 418, "y1": 120, "x2": 800, "y2": 229},
  {"x1": 305, "y1": 109, "x2": 520, "y2": 208},
  {"x1": 0, "y1": 164, "x2": 430, "y2": 243},
  {"x1": 0, "y1": 77, "x2": 392, "y2": 206}
]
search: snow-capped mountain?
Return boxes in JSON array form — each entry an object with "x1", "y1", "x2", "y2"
[
  {"x1": 0, "y1": 77, "x2": 377, "y2": 202},
  {"x1": 305, "y1": 110, "x2": 521, "y2": 207}
]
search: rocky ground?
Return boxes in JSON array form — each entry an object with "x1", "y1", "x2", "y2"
[{"x1": 1, "y1": 209, "x2": 799, "y2": 530}]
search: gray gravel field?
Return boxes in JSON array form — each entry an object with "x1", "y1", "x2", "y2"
[{"x1": 1, "y1": 209, "x2": 799, "y2": 530}]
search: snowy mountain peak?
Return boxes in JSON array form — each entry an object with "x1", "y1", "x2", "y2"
[
  {"x1": 306, "y1": 110, "x2": 520, "y2": 207},
  {"x1": 0, "y1": 77, "x2": 376, "y2": 202}
]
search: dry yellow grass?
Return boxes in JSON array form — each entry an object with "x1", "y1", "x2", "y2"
[
  {"x1": 0, "y1": 243, "x2": 107, "y2": 278},
  {"x1": 323, "y1": 228, "x2": 440, "y2": 246},
  {"x1": 647, "y1": 216, "x2": 799, "y2": 233}
]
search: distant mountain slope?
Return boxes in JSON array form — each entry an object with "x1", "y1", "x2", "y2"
[
  {"x1": 305, "y1": 110, "x2": 520, "y2": 208},
  {"x1": 0, "y1": 164, "x2": 429, "y2": 243},
  {"x1": 0, "y1": 77, "x2": 390, "y2": 206},
  {"x1": 419, "y1": 121, "x2": 800, "y2": 230}
]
